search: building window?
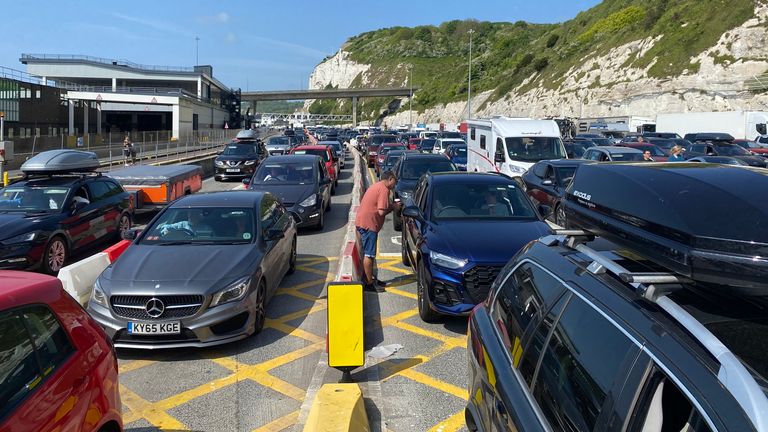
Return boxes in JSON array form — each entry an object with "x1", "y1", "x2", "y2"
[{"x1": 35, "y1": 90, "x2": 41, "y2": 99}]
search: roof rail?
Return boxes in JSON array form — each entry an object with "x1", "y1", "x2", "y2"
[{"x1": 542, "y1": 231, "x2": 768, "y2": 430}]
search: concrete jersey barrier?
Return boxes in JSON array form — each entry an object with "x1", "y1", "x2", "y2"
[{"x1": 58, "y1": 239, "x2": 132, "y2": 306}]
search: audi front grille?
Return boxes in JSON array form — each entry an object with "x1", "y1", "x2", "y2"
[{"x1": 463, "y1": 265, "x2": 503, "y2": 304}]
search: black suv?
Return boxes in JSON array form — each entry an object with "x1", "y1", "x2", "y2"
[
  {"x1": 391, "y1": 152, "x2": 457, "y2": 231},
  {"x1": 214, "y1": 142, "x2": 267, "y2": 181},
  {"x1": 466, "y1": 163, "x2": 768, "y2": 432},
  {"x1": 0, "y1": 174, "x2": 133, "y2": 273}
]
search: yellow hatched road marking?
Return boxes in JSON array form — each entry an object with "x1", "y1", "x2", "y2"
[
  {"x1": 252, "y1": 409, "x2": 300, "y2": 432},
  {"x1": 386, "y1": 287, "x2": 417, "y2": 299},
  {"x1": 267, "y1": 320, "x2": 325, "y2": 343},
  {"x1": 120, "y1": 384, "x2": 187, "y2": 430},
  {"x1": 378, "y1": 262, "x2": 413, "y2": 275},
  {"x1": 118, "y1": 359, "x2": 155, "y2": 374},
  {"x1": 391, "y1": 321, "x2": 466, "y2": 348},
  {"x1": 297, "y1": 256, "x2": 338, "y2": 264},
  {"x1": 295, "y1": 265, "x2": 335, "y2": 277},
  {"x1": 274, "y1": 302, "x2": 327, "y2": 324},
  {"x1": 397, "y1": 368, "x2": 467, "y2": 400},
  {"x1": 427, "y1": 410, "x2": 466, "y2": 432}
]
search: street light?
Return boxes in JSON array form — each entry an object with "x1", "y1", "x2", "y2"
[
  {"x1": 407, "y1": 64, "x2": 413, "y2": 129},
  {"x1": 195, "y1": 36, "x2": 200, "y2": 65},
  {"x1": 467, "y1": 29, "x2": 475, "y2": 120}
]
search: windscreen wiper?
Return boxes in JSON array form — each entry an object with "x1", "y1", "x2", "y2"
[{"x1": 154, "y1": 241, "x2": 194, "y2": 246}]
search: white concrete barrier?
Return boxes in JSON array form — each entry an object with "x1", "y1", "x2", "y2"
[{"x1": 58, "y1": 252, "x2": 111, "y2": 306}]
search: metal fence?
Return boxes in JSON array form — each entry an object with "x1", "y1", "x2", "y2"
[{"x1": 6, "y1": 129, "x2": 243, "y2": 172}]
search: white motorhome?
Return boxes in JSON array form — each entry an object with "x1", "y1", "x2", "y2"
[
  {"x1": 655, "y1": 111, "x2": 768, "y2": 140},
  {"x1": 467, "y1": 117, "x2": 566, "y2": 176}
]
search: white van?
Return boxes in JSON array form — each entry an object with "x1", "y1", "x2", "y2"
[
  {"x1": 419, "y1": 130, "x2": 439, "y2": 139},
  {"x1": 432, "y1": 138, "x2": 466, "y2": 154},
  {"x1": 466, "y1": 117, "x2": 566, "y2": 176}
]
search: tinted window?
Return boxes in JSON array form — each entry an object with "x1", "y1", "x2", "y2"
[
  {"x1": 253, "y1": 161, "x2": 316, "y2": 184},
  {"x1": 260, "y1": 195, "x2": 279, "y2": 230},
  {"x1": 0, "y1": 306, "x2": 75, "y2": 422},
  {"x1": 609, "y1": 152, "x2": 645, "y2": 161},
  {"x1": 431, "y1": 182, "x2": 536, "y2": 220},
  {"x1": 506, "y1": 137, "x2": 566, "y2": 161},
  {"x1": 0, "y1": 311, "x2": 40, "y2": 421},
  {"x1": 533, "y1": 296, "x2": 635, "y2": 431},
  {"x1": 400, "y1": 159, "x2": 456, "y2": 180},
  {"x1": 141, "y1": 207, "x2": 256, "y2": 244},
  {"x1": 106, "y1": 181, "x2": 124, "y2": 196},
  {"x1": 221, "y1": 144, "x2": 259, "y2": 156},
  {"x1": 492, "y1": 263, "x2": 567, "y2": 367},
  {"x1": 293, "y1": 149, "x2": 330, "y2": 161},
  {"x1": 519, "y1": 292, "x2": 569, "y2": 386},
  {"x1": 88, "y1": 181, "x2": 112, "y2": 201}
]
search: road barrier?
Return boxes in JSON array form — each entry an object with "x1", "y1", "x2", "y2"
[
  {"x1": 335, "y1": 147, "x2": 367, "y2": 282},
  {"x1": 58, "y1": 239, "x2": 132, "y2": 306}
]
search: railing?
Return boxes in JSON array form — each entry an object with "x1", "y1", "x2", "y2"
[
  {"x1": 21, "y1": 54, "x2": 195, "y2": 73},
  {"x1": 61, "y1": 84, "x2": 198, "y2": 99},
  {"x1": 4, "y1": 128, "x2": 257, "y2": 174}
]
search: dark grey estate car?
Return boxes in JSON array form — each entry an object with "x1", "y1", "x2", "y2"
[{"x1": 87, "y1": 191, "x2": 297, "y2": 349}]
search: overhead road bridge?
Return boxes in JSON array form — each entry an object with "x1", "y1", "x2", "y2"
[{"x1": 243, "y1": 87, "x2": 418, "y2": 127}]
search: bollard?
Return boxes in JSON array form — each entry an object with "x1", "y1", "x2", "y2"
[
  {"x1": 3, "y1": 171, "x2": 7, "y2": 187},
  {"x1": 327, "y1": 281, "x2": 364, "y2": 383}
]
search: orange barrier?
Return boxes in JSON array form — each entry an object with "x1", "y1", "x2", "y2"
[{"x1": 103, "y1": 240, "x2": 131, "y2": 262}]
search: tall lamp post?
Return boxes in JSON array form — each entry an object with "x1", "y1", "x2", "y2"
[
  {"x1": 467, "y1": 29, "x2": 475, "y2": 120},
  {"x1": 195, "y1": 36, "x2": 200, "y2": 65},
  {"x1": 407, "y1": 64, "x2": 413, "y2": 129}
]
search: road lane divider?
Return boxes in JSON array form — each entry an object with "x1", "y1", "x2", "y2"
[
  {"x1": 58, "y1": 239, "x2": 132, "y2": 306},
  {"x1": 303, "y1": 383, "x2": 369, "y2": 432}
]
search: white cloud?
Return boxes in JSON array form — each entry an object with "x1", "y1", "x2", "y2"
[
  {"x1": 216, "y1": 12, "x2": 230, "y2": 23},
  {"x1": 112, "y1": 12, "x2": 193, "y2": 38},
  {"x1": 226, "y1": 32, "x2": 238, "y2": 44}
]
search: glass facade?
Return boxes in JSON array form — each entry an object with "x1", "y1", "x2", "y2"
[{"x1": 0, "y1": 78, "x2": 20, "y2": 122}]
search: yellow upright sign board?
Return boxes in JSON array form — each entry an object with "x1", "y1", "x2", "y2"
[{"x1": 327, "y1": 282, "x2": 364, "y2": 369}]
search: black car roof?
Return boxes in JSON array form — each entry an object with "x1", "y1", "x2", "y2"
[
  {"x1": 170, "y1": 191, "x2": 265, "y2": 207},
  {"x1": 428, "y1": 171, "x2": 511, "y2": 183},
  {"x1": 542, "y1": 159, "x2": 592, "y2": 167},
  {"x1": 11, "y1": 175, "x2": 95, "y2": 188},
  {"x1": 401, "y1": 153, "x2": 453, "y2": 161}
]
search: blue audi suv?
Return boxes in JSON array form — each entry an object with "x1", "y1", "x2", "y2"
[{"x1": 401, "y1": 172, "x2": 551, "y2": 322}]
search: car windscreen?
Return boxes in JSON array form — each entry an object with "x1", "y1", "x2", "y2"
[
  {"x1": 715, "y1": 144, "x2": 751, "y2": 156},
  {"x1": 140, "y1": 207, "x2": 255, "y2": 245},
  {"x1": 430, "y1": 183, "x2": 536, "y2": 220},
  {"x1": 221, "y1": 144, "x2": 259, "y2": 156},
  {"x1": 267, "y1": 137, "x2": 290, "y2": 146},
  {"x1": 565, "y1": 143, "x2": 588, "y2": 158},
  {"x1": 505, "y1": 137, "x2": 566, "y2": 162},
  {"x1": 419, "y1": 139, "x2": 437, "y2": 149},
  {"x1": 451, "y1": 147, "x2": 467, "y2": 157},
  {"x1": 758, "y1": 136, "x2": 768, "y2": 145},
  {"x1": 400, "y1": 160, "x2": 456, "y2": 180},
  {"x1": 381, "y1": 146, "x2": 406, "y2": 156},
  {"x1": 555, "y1": 167, "x2": 578, "y2": 187},
  {"x1": 252, "y1": 162, "x2": 316, "y2": 184},
  {"x1": 293, "y1": 149, "x2": 329, "y2": 161},
  {"x1": 0, "y1": 186, "x2": 69, "y2": 212},
  {"x1": 610, "y1": 152, "x2": 645, "y2": 161}
]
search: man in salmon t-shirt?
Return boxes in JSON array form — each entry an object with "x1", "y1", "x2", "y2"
[{"x1": 355, "y1": 170, "x2": 402, "y2": 292}]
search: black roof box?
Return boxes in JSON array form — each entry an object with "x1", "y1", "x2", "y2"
[
  {"x1": 563, "y1": 162, "x2": 768, "y2": 294},
  {"x1": 21, "y1": 150, "x2": 100, "y2": 174}
]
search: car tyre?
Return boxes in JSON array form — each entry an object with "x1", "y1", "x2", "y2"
[
  {"x1": 555, "y1": 204, "x2": 567, "y2": 228},
  {"x1": 393, "y1": 212, "x2": 402, "y2": 232},
  {"x1": 417, "y1": 260, "x2": 439, "y2": 323},
  {"x1": 287, "y1": 237, "x2": 297, "y2": 274},
  {"x1": 315, "y1": 208, "x2": 325, "y2": 231},
  {"x1": 42, "y1": 236, "x2": 68, "y2": 274},
  {"x1": 401, "y1": 236, "x2": 411, "y2": 267},
  {"x1": 116, "y1": 213, "x2": 132, "y2": 240},
  {"x1": 252, "y1": 279, "x2": 267, "y2": 334}
]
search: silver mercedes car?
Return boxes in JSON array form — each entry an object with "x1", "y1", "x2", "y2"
[{"x1": 87, "y1": 191, "x2": 297, "y2": 349}]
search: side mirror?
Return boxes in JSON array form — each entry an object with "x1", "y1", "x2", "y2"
[
  {"x1": 494, "y1": 152, "x2": 505, "y2": 163},
  {"x1": 320, "y1": 177, "x2": 331, "y2": 186},
  {"x1": 542, "y1": 179, "x2": 554, "y2": 186},
  {"x1": 122, "y1": 228, "x2": 141, "y2": 241},
  {"x1": 242, "y1": 178, "x2": 251, "y2": 185},
  {"x1": 265, "y1": 228, "x2": 285, "y2": 241},
  {"x1": 402, "y1": 205, "x2": 423, "y2": 220},
  {"x1": 538, "y1": 204, "x2": 552, "y2": 218}
]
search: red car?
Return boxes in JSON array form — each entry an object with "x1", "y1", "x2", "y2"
[
  {"x1": 375, "y1": 143, "x2": 408, "y2": 177},
  {"x1": 0, "y1": 271, "x2": 122, "y2": 432},
  {"x1": 407, "y1": 137, "x2": 421, "y2": 150},
  {"x1": 734, "y1": 139, "x2": 768, "y2": 156},
  {"x1": 291, "y1": 145, "x2": 339, "y2": 193},
  {"x1": 619, "y1": 143, "x2": 669, "y2": 161}
]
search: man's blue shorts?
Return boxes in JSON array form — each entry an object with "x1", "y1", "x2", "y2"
[{"x1": 356, "y1": 227, "x2": 377, "y2": 258}]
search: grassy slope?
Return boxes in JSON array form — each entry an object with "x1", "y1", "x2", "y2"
[{"x1": 309, "y1": 0, "x2": 756, "y2": 117}]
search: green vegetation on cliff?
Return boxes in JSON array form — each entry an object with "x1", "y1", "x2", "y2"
[{"x1": 309, "y1": 0, "x2": 755, "y2": 119}]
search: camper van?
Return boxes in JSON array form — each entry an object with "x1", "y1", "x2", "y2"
[{"x1": 466, "y1": 117, "x2": 566, "y2": 176}]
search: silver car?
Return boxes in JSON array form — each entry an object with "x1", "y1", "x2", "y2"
[
  {"x1": 87, "y1": 191, "x2": 297, "y2": 349},
  {"x1": 265, "y1": 136, "x2": 292, "y2": 156}
]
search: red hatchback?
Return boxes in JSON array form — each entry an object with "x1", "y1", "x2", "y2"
[
  {"x1": 0, "y1": 271, "x2": 122, "y2": 432},
  {"x1": 291, "y1": 145, "x2": 339, "y2": 193}
]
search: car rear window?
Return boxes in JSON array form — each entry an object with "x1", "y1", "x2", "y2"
[{"x1": 294, "y1": 149, "x2": 329, "y2": 161}]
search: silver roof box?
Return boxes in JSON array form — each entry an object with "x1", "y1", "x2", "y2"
[{"x1": 20, "y1": 150, "x2": 100, "y2": 174}]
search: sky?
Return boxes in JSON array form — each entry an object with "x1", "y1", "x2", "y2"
[{"x1": 0, "y1": 0, "x2": 601, "y2": 91}]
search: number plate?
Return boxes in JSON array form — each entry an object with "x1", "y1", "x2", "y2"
[
  {"x1": 226, "y1": 168, "x2": 240, "y2": 173},
  {"x1": 127, "y1": 321, "x2": 181, "y2": 335}
]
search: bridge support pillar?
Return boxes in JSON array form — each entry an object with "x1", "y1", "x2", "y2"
[
  {"x1": 352, "y1": 96, "x2": 358, "y2": 127},
  {"x1": 68, "y1": 99, "x2": 75, "y2": 136}
]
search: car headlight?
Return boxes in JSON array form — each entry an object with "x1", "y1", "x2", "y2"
[
  {"x1": 215, "y1": 160, "x2": 225, "y2": 167},
  {"x1": 91, "y1": 279, "x2": 108, "y2": 307},
  {"x1": 210, "y1": 277, "x2": 250, "y2": 307},
  {"x1": 244, "y1": 160, "x2": 257, "y2": 165},
  {"x1": 429, "y1": 251, "x2": 468, "y2": 269},
  {"x1": 3, "y1": 232, "x2": 37, "y2": 244},
  {"x1": 299, "y1": 194, "x2": 317, "y2": 207}
]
